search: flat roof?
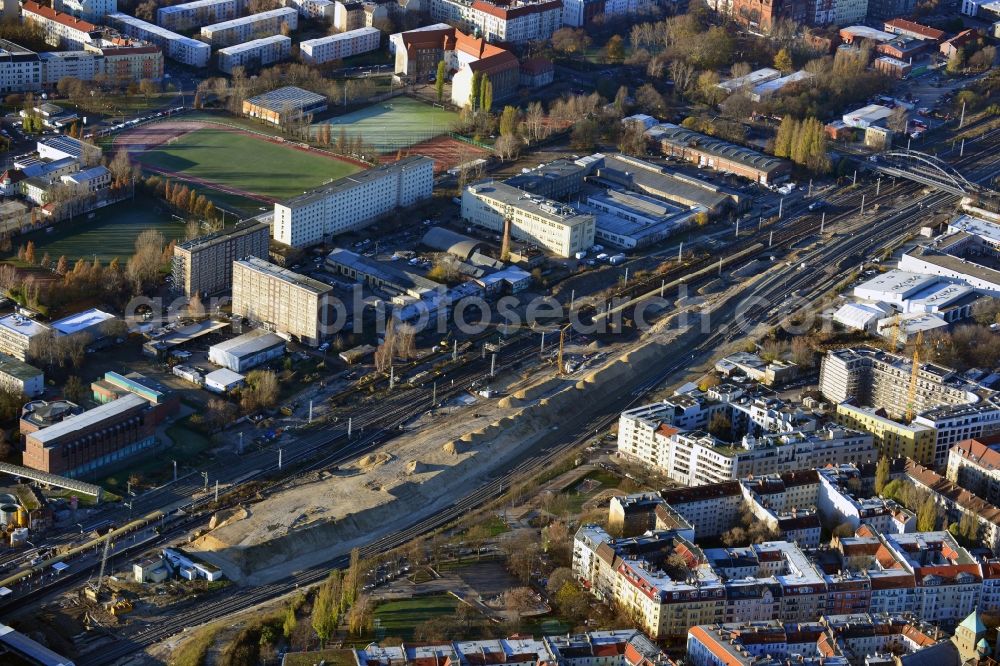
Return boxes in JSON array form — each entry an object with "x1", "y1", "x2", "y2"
[
  {"x1": 327, "y1": 247, "x2": 443, "y2": 293},
  {"x1": 278, "y1": 155, "x2": 432, "y2": 208},
  {"x1": 218, "y1": 34, "x2": 290, "y2": 56},
  {"x1": 109, "y1": 13, "x2": 209, "y2": 49},
  {"x1": 752, "y1": 70, "x2": 813, "y2": 96},
  {"x1": 855, "y1": 269, "x2": 939, "y2": 297},
  {"x1": 0, "y1": 623, "x2": 76, "y2": 666},
  {"x1": 50, "y1": 308, "x2": 115, "y2": 335},
  {"x1": 595, "y1": 154, "x2": 733, "y2": 210},
  {"x1": 301, "y1": 26, "x2": 380, "y2": 47},
  {"x1": 147, "y1": 319, "x2": 230, "y2": 350},
  {"x1": 0, "y1": 314, "x2": 49, "y2": 339},
  {"x1": 841, "y1": 25, "x2": 895, "y2": 41},
  {"x1": 467, "y1": 181, "x2": 594, "y2": 228},
  {"x1": 244, "y1": 86, "x2": 326, "y2": 112},
  {"x1": 235, "y1": 256, "x2": 332, "y2": 295},
  {"x1": 205, "y1": 368, "x2": 245, "y2": 385},
  {"x1": 718, "y1": 67, "x2": 780, "y2": 93},
  {"x1": 176, "y1": 221, "x2": 269, "y2": 252},
  {"x1": 0, "y1": 352, "x2": 42, "y2": 381},
  {"x1": 159, "y1": 0, "x2": 234, "y2": 13},
  {"x1": 949, "y1": 213, "x2": 1000, "y2": 243},
  {"x1": 31, "y1": 394, "x2": 147, "y2": 446},
  {"x1": 203, "y1": 6, "x2": 296, "y2": 32},
  {"x1": 210, "y1": 329, "x2": 285, "y2": 358}
]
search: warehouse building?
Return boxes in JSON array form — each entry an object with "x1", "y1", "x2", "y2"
[
  {"x1": 217, "y1": 35, "x2": 291, "y2": 74},
  {"x1": 204, "y1": 368, "x2": 245, "y2": 393},
  {"x1": 157, "y1": 0, "x2": 238, "y2": 30},
  {"x1": 21, "y1": 393, "x2": 158, "y2": 477},
  {"x1": 650, "y1": 124, "x2": 791, "y2": 186},
  {"x1": 461, "y1": 180, "x2": 595, "y2": 258},
  {"x1": 200, "y1": 7, "x2": 298, "y2": 47},
  {"x1": 209, "y1": 329, "x2": 286, "y2": 372},
  {"x1": 232, "y1": 257, "x2": 334, "y2": 346},
  {"x1": 50, "y1": 307, "x2": 117, "y2": 339},
  {"x1": 300, "y1": 26, "x2": 380, "y2": 64},
  {"x1": 172, "y1": 221, "x2": 270, "y2": 296},
  {"x1": 0, "y1": 353, "x2": 43, "y2": 397},
  {"x1": 273, "y1": 156, "x2": 434, "y2": 248},
  {"x1": 574, "y1": 189, "x2": 699, "y2": 250},
  {"x1": 108, "y1": 13, "x2": 210, "y2": 67}
]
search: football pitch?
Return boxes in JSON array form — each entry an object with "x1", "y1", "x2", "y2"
[
  {"x1": 134, "y1": 126, "x2": 362, "y2": 201},
  {"x1": 314, "y1": 97, "x2": 460, "y2": 153}
]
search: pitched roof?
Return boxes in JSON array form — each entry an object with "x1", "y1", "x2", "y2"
[
  {"x1": 22, "y1": 1, "x2": 97, "y2": 32},
  {"x1": 884, "y1": 18, "x2": 945, "y2": 40},
  {"x1": 960, "y1": 611, "x2": 987, "y2": 635}
]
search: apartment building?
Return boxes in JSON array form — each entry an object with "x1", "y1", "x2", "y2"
[
  {"x1": 272, "y1": 155, "x2": 434, "y2": 248},
  {"x1": 562, "y1": 0, "x2": 660, "y2": 26},
  {"x1": 947, "y1": 435, "x2": 1000, "y2": 505},
  {"x1": 0, "y1": 40, "x2": 41, "y2": 94},
  {"x1": 908, "y1": 459, "x2": 1000, "y2": 552},
  {"x1": 200, "y1": 7, "x2": 298, "y2": 47},
  {"x1": 300, "y1": 26, "x2": 380, "y2": 64},
  {"x1": 820, "y1": 346, "x2": 1000, "y2": 465},
  {"x1": 157, "y1": 0, "x2": 239, "y2": 30},
  {"x1": 22, "y1": 1, "x2": 101, "y2": 50},
  {"x1": 835, "y1": 402, "x2": 937, "y2": 465},
  {"x1": 38, "y1": 51, "x2": 102, "y2": 84},
  {"x1": 108, "y1": 14, "x2": 211, "y2": 67},
  {"x1": 0, "y1": 353, "x2": 43, "y2": 397},
  {"x1": 427, "y1": 0, "x2": 562, "y2": 42},
  {"x1": 53, "y1": 0, "x2": 117, "y2": 22},
  {"x1": 288, "y1": 0, "x2": 335, "y2": 18},
  {"x1": 172, "y1": 221, "x2": 270, "y2": 297},
  {"x1": 22, "y1": 393, "x2": 158, "y2": 477},
  {"x1": 217, "y1": 35, "x2": 291, "y2": 74},
  {"x1": 0, "y1": 314, "x2": 49, "y2": 361},
  {"x1": 231, "y1": 257, "x2": 334, "y2": 346},
  {"x1": 86, "y1": 41, "x2": 164, "y2": 83},
  {"x1": 461, "y1": 181, "x2": 595, "y2": 258}
]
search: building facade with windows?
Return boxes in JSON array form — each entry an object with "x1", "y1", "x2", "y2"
[
  {"x1": 300, "y1": 26, "x2": 381, "y2": 64},
  {"x1": 231, "y1": 257, "x2": 334, "y2": 346},
  {"x1": 172, "y1": 221, "x2": 270, "y2": 296},
  {"x1": 217, "y1": 35, "x2": 291, "y2": 74},
  {"x1": 200, "y1": 7, "x2": 298, "y2": 47},
  {"x1": 273, "y1": 156, "x2": 434, "y2": 248},
  {"x1": 108, "y1": 13, "x2": 211, "y2": 66},
  {"x1": 157, "y1": 0, "x2": 239, "y2": 30},
  {"x1": 21, "y1": 1, "x2": 101, "y2": 50}
]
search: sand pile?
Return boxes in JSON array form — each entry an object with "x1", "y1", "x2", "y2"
[{"x1": 357, "y1": 452, "x2": 392, "y2": 469}]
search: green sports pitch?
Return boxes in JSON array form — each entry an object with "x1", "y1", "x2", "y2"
[
  {"x1": 314, "y1": 97, "x2": 460, "y2": 153},
  {"x1": 134, "y1": 126, "x2": 361, "y2": 201}
]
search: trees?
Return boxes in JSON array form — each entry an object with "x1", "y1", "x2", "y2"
[
  {"x1": 435, "y1": 60, "x2": 446, "y2": 103},
  {"x1": 606, "y1": 34, "x2": 625, "y2": 63},
  {"x1": 240, "y1": 369, "x2": 279, "y2": 414},
  {"x1": 551, "y1": 28, "x2": 591, "y2": 56},
  {"x1": 109, "y1": 149, "x2": 133, "y2": 188},
  {"x1": 342, "y1": 547, "x2": 361, "y2": 611},
  {"x1": 347, "y1": 595, "x2": 374, "y2": 635},
  {"x1": 63, "y1": 375, "x2": 85, "y2": 403},
  {"x1": 503, "y1": 587, "x2": 536, "y2": 629},
  {"x1": 523, "y1": 101, "x2": 548, "y2": 142},
  {"x1": 708, "y1": 412, "x2": 732, "y2": 441},
  {"x1": 774, "y1": 47, "x2": 794, "y2": 73},
  {"x1": 311, "y1": 571, "x2": 341, "y2": 648},
  {"x1": 917, "y1": 496, "x2": 938, "y2": 532},
  {"x1": 618, "y1": 121, "x2": 647, "y2": 156},
  {"x1": 570, "y1": 118, "x2": 599, "y2": 151},
  {"x1": 499, "y1": 105, "x2": 520, "y2": 138},
  {"x1": 479, "y1": 75, "x2": 493, "y2": 113},
  {"x1": 125, "y1": 228, "x2": 166, "y2": 294},
  {"x1": 772, "y1": 116, "x2": 830, "y2": 173},
  {"x1": 875, "y1": 456, "x2": 890, "y2": 495},
  {"x1": 887, "y1": 106, "x2": 908, "y2": 133}
]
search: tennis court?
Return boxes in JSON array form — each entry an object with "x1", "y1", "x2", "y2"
[{"x1": 314, "y1": 97, "x2": 460, "y2": 154}]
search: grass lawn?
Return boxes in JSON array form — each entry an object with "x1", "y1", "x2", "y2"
[
  {"x1": 314, "y1": 97, "x2": 460, "y2": 153},
  {"x1": 365, "y1": 594, "x2": 458, "y2": 641},
  {"x1": 135, "y1": 126, "x2": 361, "y2": 200},
  {"x1": 283, "y1": 649, "x2": 357, "y2": 666},
  {"x1": 99, "y1": 420, "x2": 215, "y2": 492}
]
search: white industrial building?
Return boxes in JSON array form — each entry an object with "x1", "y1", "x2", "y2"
[
  {"x1": 273, "y1": 156, "x2": 434, "y2": 248},
  {"x1": 300, "y1": 27, "x2": 380, "y2": 64},
  {"x1": 842, "y1": 104, "x2": 894, "y2": 129},
  {"x1": 204, "y1": 368, "x2": 245, "y2": 394},
  {"x1": 749, "y1": 70, "x2": 813, "y2": 102},
  {"x1": 200, "y1": 7, "x2": 298, "y2": 47},
  {"x1": 572, "y1": 189, "x2": 699, "y2": 250},
  {"x1": 157, "y1": 0, "x2": 239, "y2": 30},
  {"x1": 461, "y1": 181, "x2": 595, "y2": 258},
  {"x1": 899, "y1": 213, "x2": 1000, "y2": 297},
  {"x1": 716, "y1": 67, "x2": 780, "y2": 94},
  {"x1": 208, "y1": 329, "x2": 286, "y2": 372},
  {"x1": 217, "y1": 35, "x2": 291, "y2": 74},
  {"x1": 109, "y1": 13, "x2": 211, "y2": 67}
]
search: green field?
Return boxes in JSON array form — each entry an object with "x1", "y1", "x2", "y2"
[
  {"x1": 315, "y1": 97, "x2": 459, "y2": 153},
  {"x1": 135, "y1": 127, "x2": 361, "y2": 200},
  {"x1": 3, "y1": 195, "x2": 185, "y2": 264},
  {"x1": 367, "y1": 594, "x2": 458, "y2": 641}
]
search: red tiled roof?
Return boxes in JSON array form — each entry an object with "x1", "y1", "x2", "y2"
[
  {"x1": 22, "y1": 1, "x2": 97, "y2": 32},
  {"x1": 884, "y1": 18, "x2": 945, "y2": 40},
  {"x1": 470, "y1": 0, "x2": 561, "y2": 20}
]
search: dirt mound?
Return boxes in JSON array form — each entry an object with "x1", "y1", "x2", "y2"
[
  {"x1": 208, "y1": 506, "x2": 248, "y2": 530},
  {"x1": 442, "y1": 441, "x2": 462, "y2": 454},
  {"x1": 358, "y1": 452, "x2": 392, "y2": 469},
  {"x1": 405, "y1": 460, "x2": 425, "y2": 475}
]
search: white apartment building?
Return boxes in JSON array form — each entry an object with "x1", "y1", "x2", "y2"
[
  {"x1": 273, "y1": 156, "x2": 434, "y2": 248},
  {"x1": 22, "y1": 1, "x2": 101, "y2": 50},
  {"x1": 157, "y1": 0, "x2": 239, "y2": 31},
  {"x1": 0, "y1": 40, "x2": 41, "y2": 94},
  {"x1": 300, "y1": 26, "x2": 380, "y2": 64},
  {"x1": 461, "y1": 181, "x2": 595, "y2": 258},
  {"x1": 947, "y1": 436, "x2": 1000, "y2": 506},
  {"x1": 200, "y1": 7, "x2": 298, "y2": 47},
  {"x1": 562, "y1": 0, "x2": 659, "y2": 26},
  {"x1": 287, "y1": 0, "x2": 335, "y2": 18},
  {"x1": 427, "y1": 0, "x2": 561, "y2": 42},
  {"x1": 217, "y1": 35, "x2": 291, "y2": 74},
  {"x1": 231, "y1": 257, "x2": 334, "y2": 346},
  {"x1": 109, "y1": 14, "x2": 211, "y2": 67},
  {"x1": 39, "y1": 51, "x2": 102, "y2": 84},
  {"x1": 53, "y1": 0, "x2": 117, "y2": 22}
]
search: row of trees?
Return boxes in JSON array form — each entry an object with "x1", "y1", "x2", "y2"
[
  {"x1": 313, "y1": 124, "x2": 376, "y2": 161},
  {"x1": 141, "y1": 174, "x2": 218, "y2": 223},
  {"x1": 773, "y1": 116, "x2": 831, "y2": 174}
]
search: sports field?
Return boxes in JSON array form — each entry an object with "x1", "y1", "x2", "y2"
[
  {"x1": 120, "y1": 121, "x2": 362, "y2": 202},
  {"x1": 314, "y1": 97, "x2": 460, "y2": 154}
]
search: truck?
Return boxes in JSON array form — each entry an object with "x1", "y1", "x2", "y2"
[
  {"x1": 609, "y1": 254, "x2": 627, "y2": 265},
  {"x1": 574, "y1": 250, "x2": 587, "y2": 260}
]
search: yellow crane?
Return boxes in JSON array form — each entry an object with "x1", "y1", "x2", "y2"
[{"x1": 906, "y1": 330, "x2": 923, "y2": 422}]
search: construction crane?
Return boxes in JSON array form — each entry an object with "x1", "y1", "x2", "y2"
[
  {"x1": 85, "y1": 534, "x2": 112, "y2": 601},
  {"x1": 906, "y1": 330, "x2": 923, "y2": 422},
  {"x1": 556, "y1": 324, "x2": 570, "y2": 376}
]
